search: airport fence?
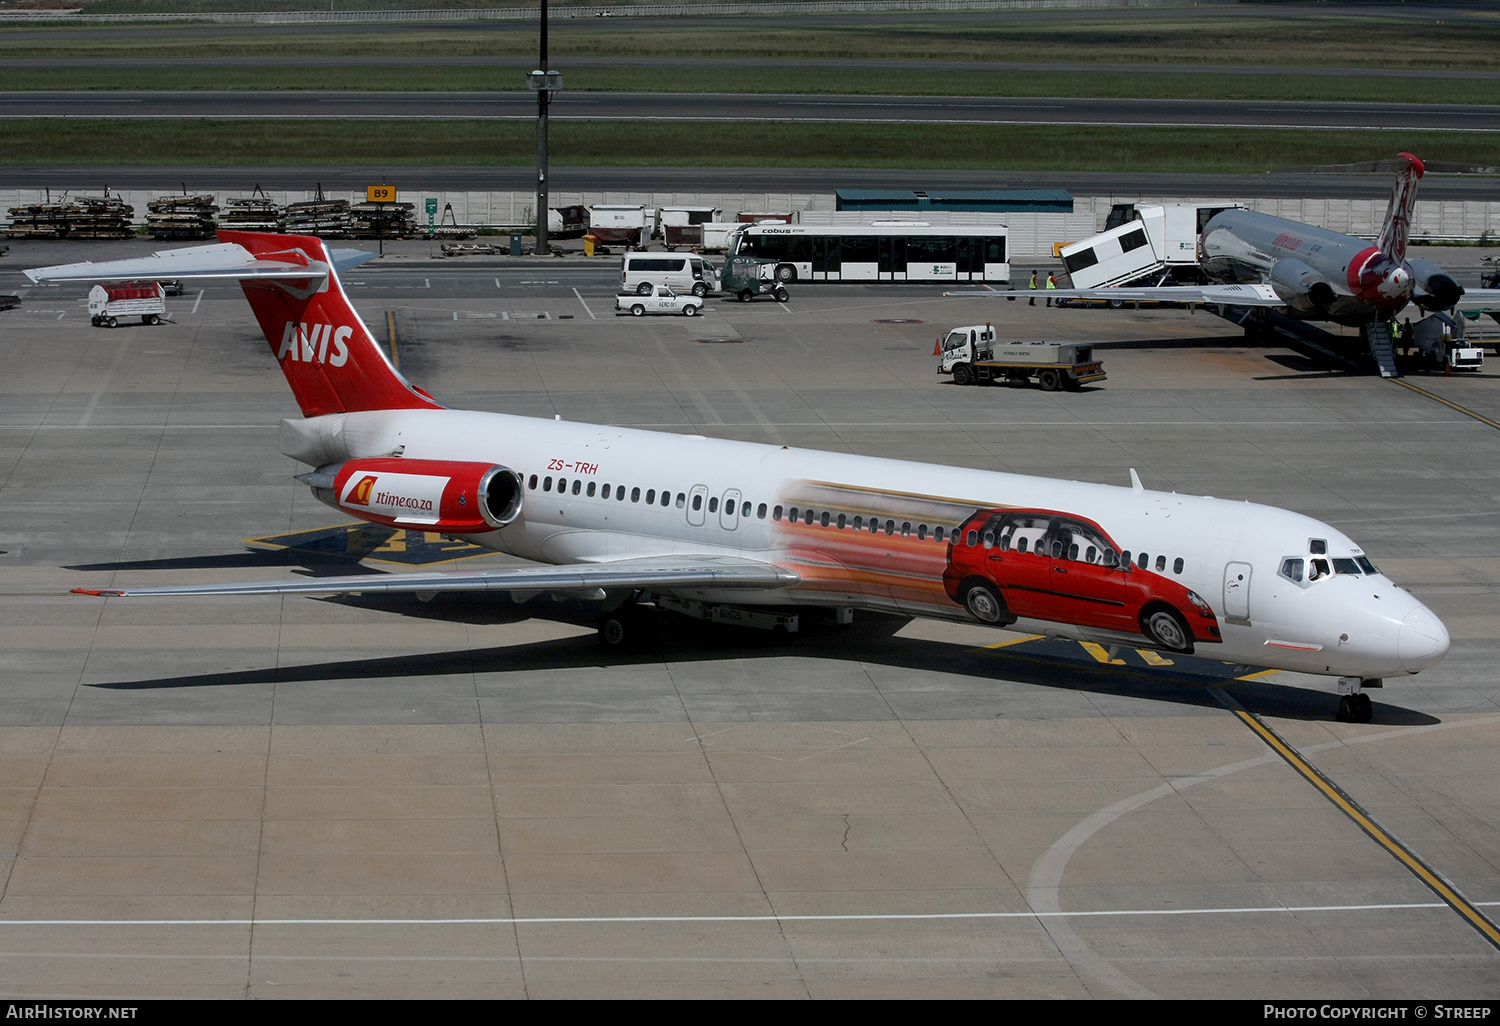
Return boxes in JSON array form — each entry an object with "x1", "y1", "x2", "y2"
[{"x1": 7, "y1": 187, "x2": 1500, "y2": 255}]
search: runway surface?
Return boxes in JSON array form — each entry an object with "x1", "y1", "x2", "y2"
[
  {"x1": 5, "y1": 90, "x2": 1498, "y2": 132},
  {"x1": 0, "y1": 240, "x2": 1496, "y2": 997},
  {"x1": 2, "y1": 56, "x2": 1498, "y2": 82}
]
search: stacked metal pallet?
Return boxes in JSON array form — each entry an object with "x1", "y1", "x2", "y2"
[
  {"x1": 350, "y1": 201, "x2": 416, "y2": 238},
  {"x1": 146, "y1": 194, "x2": 219, "y2": 239},
  {"x1": 219, "y1": 194, "x2": 282, "y2": 231},
  {"x1": 283, "y1": 196, "x2": 352, "y2": 237},
  {"x1": 5, "y1": 195, "x2": 136, "y2": 239}
]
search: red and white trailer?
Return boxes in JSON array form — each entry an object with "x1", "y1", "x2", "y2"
[{"x1": 88, "y1": 281, "x2": 166, "y2": 327}]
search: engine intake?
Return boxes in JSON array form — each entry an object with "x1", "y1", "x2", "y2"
[
  {"x1": 1407, "y1": 257, "x2": 1464, "y2": 311},
  {"x1": 305, "y1": 457, "x2": 523, "y2": 533}
]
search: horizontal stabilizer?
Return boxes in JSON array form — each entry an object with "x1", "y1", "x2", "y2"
[
  {"x1": 25, "y1": 241, "x2": 376, "y2": 285},
  {"x1": 72, "y1": 554, "x2": 799, "y2": 599}
]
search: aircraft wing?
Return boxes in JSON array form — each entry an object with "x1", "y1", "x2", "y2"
[
  {"x1": 1455, "y1": 288, "x2": 1500, "y2": 312},
  {"x1": 25, "y1": 241, "x2": 377, "y2": 285},
  {"x1": 946, "y1": 283, "x2": 1286, "y2": 306},
  {"x1": 72, "y1": 554, "x2": 799, "y2": 598}
]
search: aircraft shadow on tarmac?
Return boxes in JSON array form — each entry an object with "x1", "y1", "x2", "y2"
[
  {"x1": 83, "y1": 591, "x2": 1437, "y2": 726},
  {"x1": 66, "y1": 525, "x2": 478, "y2": 575},
  {"x1": 66, "y1": 549, "x2": 386, "y2": 574}
]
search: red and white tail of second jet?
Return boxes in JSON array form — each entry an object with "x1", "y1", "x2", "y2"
[{"x1": 1375, "y1": 152, "x2": 1422, "y2": 267}]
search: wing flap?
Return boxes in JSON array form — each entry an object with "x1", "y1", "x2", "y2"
[
  {"x1": 1456, "y1": 288, "x2": 1500, "y2": 313},
  {"x1": 72, "y1": 554, "x2": 799, "y2": 599}
]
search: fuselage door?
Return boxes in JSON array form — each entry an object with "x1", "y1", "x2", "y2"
[
  {"x1": 1223, "y1": 561, "x2": 1252, "y2": 625},
  {"x1": 686, "y1": 484, "x2": 709, "y2": 527},
  {"x1": 719, "y1": 488, "x2": 741, "y2": 531}
]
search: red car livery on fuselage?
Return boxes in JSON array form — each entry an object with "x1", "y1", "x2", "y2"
[{"x1": 942, "y1": 508, "x2": 1221, "y2": 653}]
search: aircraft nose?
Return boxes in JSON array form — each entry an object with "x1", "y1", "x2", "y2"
[{"x1": 1398, "y1": 604, "x2": 1449, "y2": 673}]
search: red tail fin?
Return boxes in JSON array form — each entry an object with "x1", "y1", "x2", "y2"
[
  {"x1": 219, "y1": 230, "x2": 443, "y2": 418},
  {"x1": 1376, "y1": 152, "x2": 1423, "y2": 267}
]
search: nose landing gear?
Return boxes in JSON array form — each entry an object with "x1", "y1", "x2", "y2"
[{"x1": 1335, "y1": 677, "x2": 1379, "y2": 722}]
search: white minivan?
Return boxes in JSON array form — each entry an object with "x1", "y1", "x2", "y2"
[{"x1": 621, "y1": 253, "x2": 719, "y2": 297}]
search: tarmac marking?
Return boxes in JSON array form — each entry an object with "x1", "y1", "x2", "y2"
[
  {"x1": 1078, "y1": 641, "x2": 1125, "y2": 665},
  {"x1": 191, "y1": 289, "x2": 204, "y2": 314},
  {"x1": 1212, "y1": 687, "x2": 1500, "y2": 952},
  {"x1": 573, "y1": 287, "x2": 596, "y2": 320},
  {"x1": 76, "y1": 337, "x2": 131, "y2": 428},
  {"x1": 0, "y1": 901, "x2": 1487, "y2": 928},
  {"x1": 1391, "y1": 377, "x2": 1500, "y2": 430},
  {"x1": 385, "y1": 310, "x2": 399, "y2": 369},
  {"x1": 981, "y1": 634, "x2": 1044, "y2": 649}
]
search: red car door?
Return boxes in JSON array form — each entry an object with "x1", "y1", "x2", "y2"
[
  {"x1": 1045, "y1": 516, "x2": 1131, "y2": 631},
  {"x1": 985, "y1": 512, "x2": 1057, "y2": 622}
]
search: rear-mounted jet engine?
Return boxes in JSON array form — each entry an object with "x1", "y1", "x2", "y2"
[{"x1": 299, "y1": 458, "x2": 523, "y2": 533}]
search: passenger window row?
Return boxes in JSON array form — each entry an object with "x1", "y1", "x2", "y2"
[
  {"x1": 525, "y1": 474, "x2": 770, "y2": 520},
  {"x1": 771, "y1": 505, "x2": 948, "y2": 541},
  {"x1": 966, "y1": 529, "x2": 1186, "y2": 575}
]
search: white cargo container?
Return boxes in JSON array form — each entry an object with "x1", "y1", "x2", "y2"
[
  {"x1": 659, "y1": 206, "x2": 725, "y2": 249},
  {"x1": 659, "y1": 205, "x2": 723, "y2": 229},
  {"x1": 88, "y1": 281, "x2": 166, "y2": 327},
  {"x1": 587, "y1": 204, "x2": 651, "y2": 249},
  {"x1": 699, "y1": 222, "x2": 743, "y2": 251}
]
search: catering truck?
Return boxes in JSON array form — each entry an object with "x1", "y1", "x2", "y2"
[
  {"x1": 938, "y1": 323, "x2": 1106, "y2": 391},
  {"x1": 1061, "y1": 202, "x2": 1243, "y2": 290}
]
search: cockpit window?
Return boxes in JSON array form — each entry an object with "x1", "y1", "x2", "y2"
[
  {"x1": 1308, "y1": 558, "x2": 1331, "y2": 581},
  {"x1": 1309, "y1": 539, "x2": 1327, "y2": 555},
  {"x1": 1356, "y1": 556, "x2": 1379, "y2": 576},
  {"x1": 1279, "y1": 557, "x2": 1304, "y2": 583},
  {"x1": 1332, "y1": 558, "x2": 1362, "y2": 576}
]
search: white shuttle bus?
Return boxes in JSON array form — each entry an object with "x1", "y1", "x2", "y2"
[{"x1": 728, "y1": 222, "x2": 1009, "y2": 284}]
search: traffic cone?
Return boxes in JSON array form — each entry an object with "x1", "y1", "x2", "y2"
[{"x1": 933, "y1": 338, "x2": 942, "y2": 355}]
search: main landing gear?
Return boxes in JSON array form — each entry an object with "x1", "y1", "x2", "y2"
[
  {"x1": 597, "y1": 602, "x2": 659, "y2": 652},
  {"x1": 1335, "y1": 676, "x2": 1379, "y2": 723}
]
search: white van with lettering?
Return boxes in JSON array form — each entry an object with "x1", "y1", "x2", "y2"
[{"x1": 621, "y1": 254, "x2": 719, "y2": 297}]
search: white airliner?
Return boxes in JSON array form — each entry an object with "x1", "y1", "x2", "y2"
[{"x1": 28, "y1": 231, "x2": 1450, "y2": 723}]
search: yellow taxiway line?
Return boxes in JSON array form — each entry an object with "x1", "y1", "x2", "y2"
[{"x1": 1213, "y1": 686, "x2": 1500, "y2": 951}]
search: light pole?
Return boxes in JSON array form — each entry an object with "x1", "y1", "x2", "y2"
[{"x1": 529, "y1": 0, "x2": 563, "y2": 256}]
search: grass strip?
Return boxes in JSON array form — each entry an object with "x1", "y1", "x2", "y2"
[
  {"x1": 3, "y1": 119, "x2": 1499, "y2": 173},
  {"x1": 1, "y1": 66, "x2": 1496, "y2": 105},
  {"x1": 2, "y1": 14, "x2": 1499, "y2": 70}
]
